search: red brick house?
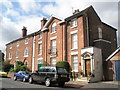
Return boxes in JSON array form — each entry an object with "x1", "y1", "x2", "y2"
[
  {"x1": 106, "y1": 46, "x2": 120, "y2": 81},
  {"x1": 6, "y1": 6, "x2": 117, "y2": 81}
]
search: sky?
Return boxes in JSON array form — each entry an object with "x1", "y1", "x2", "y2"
[{"x1": 0, "y1": 0, "x2": 119, "y2": 53}]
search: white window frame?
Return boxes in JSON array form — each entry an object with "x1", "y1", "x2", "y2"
[
  {"x1": 71, "y1": 33, "x2": 78, "y2": 50},
  {"x1": 71, "y1": 19, "x2": 78, "y2": 28},
  {"x1": 9, "y1": 52, "x2": 12, "y2": 59},
  {"x1": 51, "y1": 22, "x2": 57, "y2": 34},
  {"x1": 38, "y1": 58, "x2": 43, "y2": 64},
  {"x1": 38, "y1": 43, "x2": 42, "y2": 55},
  {"x1": 50, "y1": 57, "x2": 56, "y2": 66},
  {"x1": 25, "y1": 38, "x2": 28, "y2": 44},
  {"x1": 51, "y1": 39, "x2": 56, "y2": 54},
  {"x1": 16, "y1": 41, "x2": 19, "y2": 47},
  {"x1": 16, "y1": 51, "x2": 18, "y2": 58},
  {"x1": 39, "y1": 32, "x2": 42, "y2": 39},
  {"x1": 72, "y1": 55, "x2": 78, "y2": 72},
  {"x1": 24, "y1": 47, "x2": 28, "y2": 57},
  {"x1": 10, "y1": 44, "x2": 12, "y2": 49}
]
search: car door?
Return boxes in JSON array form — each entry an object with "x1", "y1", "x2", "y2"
[{"x1": 32, "y1": 71, "x2": 41, "y2": 82}]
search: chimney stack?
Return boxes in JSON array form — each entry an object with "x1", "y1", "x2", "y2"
[
  {"x1": 22, "y1": 26, "x2": 27, "y2": 37},
  {"x1": 41, "y1": 17, "x2": 47, "y2": 28},
  {"x1": 73, "y1": 9, "x2": 80, "y2": 15}
]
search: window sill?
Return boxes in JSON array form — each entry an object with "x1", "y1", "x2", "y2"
[
  {"x1": 16, "y1": 57, "x2": 18, "y2": 59},
  {"x1": 71, "y1": 48, "x2": 78, "y2": 51},
  {"x1": 8, "y1": 58, "x2": 12, "y2": 60},
  {"x1": 25, "y1": 43, "x2": 28, "y2": 45},
  {"x1": 51, "y1": 32, "x2": 56, "y2": 34},
  {"x1": 38, "y1": 54, "x2": 42, "y2": 56},
  {"x1": 24, "y1": 55, "x2": 28, "y2": 57},
  {"x1": 71, "y1": 26, "x2": 77, "y2": 29},
  {"x1": 38, "y1": 38, "x2": 42, "y2": 40}
]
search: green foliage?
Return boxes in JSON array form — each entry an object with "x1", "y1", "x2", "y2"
[
  {"x1": 42, "y1": 61, "x2": 49, "y2": 66},
  {"x1": 9, "y1": 68, "x2": 14, "y2": 72},
  {"x1": 56, "y1": 61, "x2": 70, "y2": 72},
  {"x1": 14, "y1": 61, "x2": 28, "y2": 72},
  {"x1": 2, "y1": 61, "x2": 14, "y2": 72}
]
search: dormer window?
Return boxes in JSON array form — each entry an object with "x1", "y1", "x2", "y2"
[
  {"x1": 25, "y1": 38, "x2": 28, "y2": 44},
  {"x1": 51, "y1": 22, "x2": 57, "y2": 33},
  {"x1": 71, "y1": 19, "x2": 77, "y2": 28}
]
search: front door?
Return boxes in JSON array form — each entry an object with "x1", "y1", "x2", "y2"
[{"x1": 85, "y1": 59, "x2": 91, "y2": 77}]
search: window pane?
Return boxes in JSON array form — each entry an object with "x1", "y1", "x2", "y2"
[
  {"x1": 52, "y1": 23, "x2": 57, "y2": 33},
  {"x1": 51, "y1": 40, "x2": 56, "y2": 53},
  {"x1": 72, "y1": 55, "x2": 78, "y2": 72},
  {"x1": 38, "y1": 44, "x2": 42, "y2": 55},
  {"x1": 51, "y1": 57, "x2": 56, "y2": 65},
  {"x1": 72, "y1": 34, "x2": 78, "y2": 49}
]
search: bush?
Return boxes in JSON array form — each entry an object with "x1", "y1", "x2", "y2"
[
  {"x1": 9, "y1": 68, "x2": 14, "y2": 72},
  {"x1": 2, "y1": 61, "x2": 14, "y2": 72},
  {"x1": 14, "y1": 61, "x2": 29, "y2": 72},
  {"x1": 42, "y1": 61, "x2": 49, "y2": 66},
  {"x1": 56, "y1": 61, "x2": 70, "y2": 72}
]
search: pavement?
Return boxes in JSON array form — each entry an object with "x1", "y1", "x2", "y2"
[{"x1": 65, "y1": 80, "x2": 120, "y2": 88}]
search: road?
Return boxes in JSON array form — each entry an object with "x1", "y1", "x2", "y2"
[
  {"x1": 1, "y1": 78, "x2": 81, "y2": 90},
  {"x1": 1, "y1": 78, "x2": 120, "y2": 90}
]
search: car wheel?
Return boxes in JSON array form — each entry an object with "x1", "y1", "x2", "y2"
[
  {"x1": 45, "y1": 78, "x2": 51, "y2": 87},
  {"x1": 22, "y1": 77, "x2": 26, "y2": 82},
  {"x1": 14, "y1": 76, "x2": 17, "y2": 81},
  {"x1": 29, "y1": 77, "x2": 33, "y2": 84},
  {"x1": 58, "y1": 82, "x2": 65, "y2": 87}
]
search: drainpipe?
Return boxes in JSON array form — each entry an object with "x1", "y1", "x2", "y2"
[
  {"x1": 86, "y1": 16, "x2": 89, "y2": 46},
  {"x1": 32, "y1": 34, "x2": 36, "y2": 72}
]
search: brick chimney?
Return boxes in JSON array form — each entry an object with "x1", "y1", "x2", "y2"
[
  {"x1": 41, "y1": 17, "x2": 47, "y2": 28},
  {"x1": 73, "y1": 9, "x2": 80, "y2": 15},
  {"x1": 22, "y1": 26, "x2": 27, "y2": 37}
]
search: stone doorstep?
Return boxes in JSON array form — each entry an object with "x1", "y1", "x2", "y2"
[{"x1": 65, "y1": 81, "x2": 88, "y2": 87}]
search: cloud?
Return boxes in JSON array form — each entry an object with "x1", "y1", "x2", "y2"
[{"x1": 18, "y1": 0, "x2": 41, "y2": 13}]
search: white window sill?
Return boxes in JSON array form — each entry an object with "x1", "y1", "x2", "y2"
[
  {"x1": 16, "y1": 45, "x2": 19, "y2": 47},
  {"x1": 25, "y1": 43, "x2": 28, "y2": 45},
  {"x1": 71, "y1": 48, "x2": 78, "y2": 51},
  {"x1": 71, "y1": 26, "x2": 77, "y2": 29},
  {"x1": 24, "y1": 55, "x2": 28, "y2": 57},
  {"x1": 8, "y1": 58, "x2": 12, "y2": 60},
  {"x1": 38, "y1": 38, "x2": 42, "y2": 40},
  {"x1": 39, "y1": 54, "x2": 42, "y2": 56},
  {"x1": 16, "y1": 57, "x2": 18, "y2": 59},
  {"x1": 51, "y1": 32, "x2": 56, "y2": 34}
]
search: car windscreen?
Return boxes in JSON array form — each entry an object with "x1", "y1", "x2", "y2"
[{"x1": 57, "y1": 67, "x2": 68, "y2": 74}]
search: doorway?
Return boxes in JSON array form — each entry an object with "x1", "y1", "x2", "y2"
[{"x1": 85, "y1": 59, "x2": 91, "y2": 77}]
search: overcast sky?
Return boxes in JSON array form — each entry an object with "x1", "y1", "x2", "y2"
[{"x1": 0, "y1": 0, "x2": 119, "y2": 53}]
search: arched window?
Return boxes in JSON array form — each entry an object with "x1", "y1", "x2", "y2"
[
  {"x1": 51, "y1": 22, "x2": 57, "y2": 33},
  {"x1": 24, "y1": 47, "x2": 28, "y2": 57}
]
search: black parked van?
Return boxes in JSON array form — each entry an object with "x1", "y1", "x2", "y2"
[{"x1": 28, "y1": 66, "x2": 70, "y2": 87}]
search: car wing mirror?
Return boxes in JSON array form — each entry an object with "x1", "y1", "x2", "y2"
[{"x1": 36, "y1": 70, "x2": 39, "y2": 73}]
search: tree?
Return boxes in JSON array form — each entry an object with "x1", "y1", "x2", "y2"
[
  {"x1": 2, "y1": 61, "x2": 14, "y2": 72},
  {"x1": 14, "y1": 61, "x2": 28, "y2": 72},
  {"x1": 56, "y1": 61, "x2": 70, "y2": 72}
]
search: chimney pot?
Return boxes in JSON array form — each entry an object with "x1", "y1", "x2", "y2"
[
  {"x1": 41, "y1": 17, "x2": 47, "y2": 28},
  {"x1": 22, "y1": 26, "x2": 27, "y2": 37},
  {"x1": 73, "y1": 9, "x2": 80, "y2": 14}
]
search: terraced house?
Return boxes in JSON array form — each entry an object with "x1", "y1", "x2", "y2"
[{"x1": 6, "y1": 6, "x2": 117, "y2": 82}]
